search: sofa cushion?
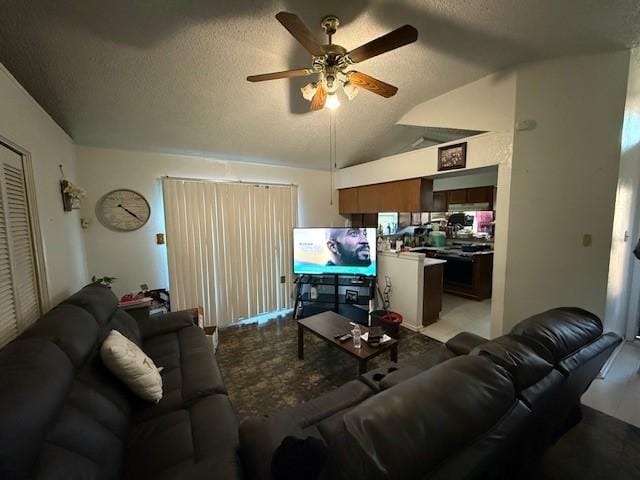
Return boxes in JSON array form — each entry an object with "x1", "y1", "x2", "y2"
[
  {"x1": 111, "y1": 309, "x2": 143, "y2": 346},
  {"x1": 0, "y1": 339, "x2": 74, "y2": 479},
  {"x1": 445, "y1": 331, "x2": 489, "y2": 355},
  {"x1": 33, "y1": 384, "x2": 126, "y2": 480},
  {"x1": 63, "y1": 283, "x2": 119, "y2": 326},
  {"x1": 510, "y1": 307, "x2": 602, "y2": 363},
  {"x1": 137, "y1": 310, "x2": 195, "y2": 339},
  {"x1": 471, "y1": 334, "x2": 555, "y2": 392},
  {"x1": 18, "y1": 303, "x2": 98, "y2": 367},
  {"x1": 275, "y1": 379, "x2": 374, "y2": 429},
  {"x1": 124, "y1": 394, "x2": 241, "y2": 480},
  {"x1": 132, "y1": 325, "x2": 226, "y2": 421},
  {"x1": 76, "y1": 348, "x2": 136, "y2": 416},
  {"x1": 318, "y1": 356, "x2": 516, "y2": 480},
  {"x1": 101, "y1": 330, "x2": 163, "y2": 403}
]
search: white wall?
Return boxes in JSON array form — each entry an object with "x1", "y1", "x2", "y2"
[
  {"x1": 500, "y1": 51, "x2": 629, "y2": 334},
  {"x1": 398, "y1": 70, "x2": 517, "y2": 132},
  {"x1": 76, "y1": 146, "x2": 344, "y2": 297},
  {"x1": 336, "y1": 132, "x2": 513, "y2": 189},
  {"x1": 606, "y1": 48, "x2": 640, "y2": 339},
  {"x1": 0, "y1": 63, "x2": 88, "y2": 306}
]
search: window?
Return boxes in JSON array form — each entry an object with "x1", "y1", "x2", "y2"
[{"x1": 0, "y1": 142, "x2": 43, "y2": 347}]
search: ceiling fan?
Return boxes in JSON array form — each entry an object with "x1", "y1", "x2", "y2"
[{"x1": 247, "y1": 12, "x2": 418, "y2": 111}]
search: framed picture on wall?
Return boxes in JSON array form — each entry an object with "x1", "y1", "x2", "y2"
[{"x1": 438, "y1": 142, "x2": 467, "y2": 171}]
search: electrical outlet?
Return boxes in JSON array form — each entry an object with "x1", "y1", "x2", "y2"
[
  {"x1": 156, "y1": 233, "x2": 165, "y2": 245},
  {"x1": 582, "y1": 234, "x2": 592, "y2": 247},
  {"x1": 280, "y1": 276, "x2": 286, "y2": 284}
]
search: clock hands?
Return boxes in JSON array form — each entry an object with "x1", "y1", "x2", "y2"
[{"x1": 118, "y1": 204, "x2": 142, "y2": 222}]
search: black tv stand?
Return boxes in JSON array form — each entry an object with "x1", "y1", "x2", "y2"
[{"x1": 293, "y1": 274, "x2": 376, "y2": 325}]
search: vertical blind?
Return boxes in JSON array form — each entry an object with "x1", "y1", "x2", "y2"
[
  {"x1": 0, "y1": 144, "x2": 40, "y2": 347},
  {"x1": 162, "y1": 178, "x2": 297, "y2": 328}
]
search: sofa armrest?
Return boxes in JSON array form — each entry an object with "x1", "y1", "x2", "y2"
[
  {"x1": 445, "y1": 332, "x2": 488, "y2": 356},
  {"x1": 136, "y1": 309, "x2": 199, "y2": 339}
]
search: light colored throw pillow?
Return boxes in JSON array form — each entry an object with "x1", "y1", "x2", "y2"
[{"x1": 100, "y1": 329, "x2": 163, "y2": 403}]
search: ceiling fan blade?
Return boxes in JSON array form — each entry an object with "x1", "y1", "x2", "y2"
[
  {"x1": 310, "y1": 84, "x2": 327, "y2": 111},
  {"x1": 347, "y1": 25, "x2": 418, "y2": 64},
  {"x1": 276, "y1": 12, "x2": 325, "y2": 57},
  {"x1": 348, "y1": 71, "x2": 398, "y2": 98},
  {"x1": 247, "y1": 68, "x2": 313, "y2": 82}
]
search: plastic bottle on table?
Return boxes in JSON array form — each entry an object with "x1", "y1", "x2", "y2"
[{"x1": 352, "y1": 324, "x2": 362, "y2": 349}]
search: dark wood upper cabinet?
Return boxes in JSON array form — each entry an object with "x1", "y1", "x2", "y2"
[
  {"x1": 432, "y1": 191, "x2": 447, "y2": 212},
  {"x1": 338, "y1": 178, "x2": 433, "y2": 214},
  {"x1": 447, "y1": 189, "x2": 468, "y2": 205},
  {"x1": 467, "y1": 186, "x2": 493, "y2": 204},
  {"x1": 351, "y1": 213, "x2": 378, "y2": 228},
  {"x1": 338, "y1": 188, "x2": 359, "y2": 214}
]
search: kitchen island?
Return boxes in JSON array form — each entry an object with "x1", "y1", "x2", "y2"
[{"x1": 377, "y1": 251, "x2": 446, "y2": 331}]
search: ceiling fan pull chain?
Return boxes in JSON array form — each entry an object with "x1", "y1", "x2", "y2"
[{"x1": 329, "y1": 112, "x2": 334, "y2": 205}]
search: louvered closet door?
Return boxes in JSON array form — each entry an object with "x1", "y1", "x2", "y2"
[{"x1": 0, "y1": 145, "x2": 40, "y2": 346}]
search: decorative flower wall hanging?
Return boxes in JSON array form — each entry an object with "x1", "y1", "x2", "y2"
[{"x1": 59, "y1": 164, "x2": 86, "y2": 212}]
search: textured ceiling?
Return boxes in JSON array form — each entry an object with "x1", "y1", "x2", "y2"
[{"x1": 1, "y1": 0, "x2": 640, "y2": 169}]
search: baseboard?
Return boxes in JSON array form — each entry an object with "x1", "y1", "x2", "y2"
[
  {"x1": 597, "y1": 341, "x2": 625, "y2": 379},
  {"x1": 400, "y1": 323, "x2": 422, "y2": 333}
]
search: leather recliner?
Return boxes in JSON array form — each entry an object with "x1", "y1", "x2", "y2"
[{"x1": 239, "y1": 307, "x2": 621, "y2": 480}]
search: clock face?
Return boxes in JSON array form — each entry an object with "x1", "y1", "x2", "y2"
[{"x1": 96, "y1": 189, "x2": 151, "y2": 232}]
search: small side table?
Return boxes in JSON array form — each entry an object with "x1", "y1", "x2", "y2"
[{"x1": 121, "y1": 304, "x2": 150, "y2": 322}]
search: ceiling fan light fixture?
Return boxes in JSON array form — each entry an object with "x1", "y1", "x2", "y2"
[
  {"x1": 343, "y1": 81, "x2": 359, "y2": 100},
  {"x1": 301, "y1": 82, "x2": 317, "y2": 101},
  {"x1": 325, "y1": 93, "x2": 340, "y2": 110}
]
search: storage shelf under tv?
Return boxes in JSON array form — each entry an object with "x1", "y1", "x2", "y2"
[{"x1": 293, "y1": 274, "x2": 376, "y2": 325}]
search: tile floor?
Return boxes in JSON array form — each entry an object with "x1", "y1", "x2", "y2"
[
  {"x1": 421, "y1": 293, "x2": 491, "y2": 342},
  {"x1": 582, "y1": 340, "x2": 640, "y2": 428}
]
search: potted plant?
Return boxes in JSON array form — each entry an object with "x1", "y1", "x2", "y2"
[{"x1": 92, "y1": 275, "x2": 117, "y2": 288}]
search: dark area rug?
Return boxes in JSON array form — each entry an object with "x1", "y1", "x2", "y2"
[
  {"x1": 216, "y1": 314, "x2": 640, "y2": 479},
  {"x1": 216, "y1": 314, "x2": 440, "y2": 420},
  {"x1": 530, "y1": 405, "x2": 640, "y2": 480}
]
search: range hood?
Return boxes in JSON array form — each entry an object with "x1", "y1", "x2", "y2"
[{"x1": 448, "y1": 202, "x2": 492, "y2": 212}]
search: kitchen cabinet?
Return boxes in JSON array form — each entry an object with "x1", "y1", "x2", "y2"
[
  {"x1": 338, "y1": 178, "x2": 433, "y2": 215},
  {"x1": 447, "y1": 189, "x2": 468, "y2": 205},
  {"x1": 467, "y1": 186, "x2": 494, "y2": 207},
  {"x1": 338, "y1": 188, "x2": 359, "y2": 214},
  {"x1": 436, "y1": 186, "x2": 495, "y2": 211},
  {"x1": 351, "y1": 213, "x2": 378, "y2": 228},
  {"x1": 423, "y1": 262, "x2": 444, "y2": 326},
  {"x1": 432, "y1": 191, "x2": 447, "y2": 212}
]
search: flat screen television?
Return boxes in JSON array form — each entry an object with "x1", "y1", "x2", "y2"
[{"x1": 293, "y1": 227, "x2": 377, "y2": 276}]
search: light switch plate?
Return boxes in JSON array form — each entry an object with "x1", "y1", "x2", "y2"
[{"x1": 582, "y1": 234, "x2": 592, "y2": 247}]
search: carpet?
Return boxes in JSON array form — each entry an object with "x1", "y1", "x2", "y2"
[{"x1": 216, "y1": 313, "x2": 440, "y2": 421}]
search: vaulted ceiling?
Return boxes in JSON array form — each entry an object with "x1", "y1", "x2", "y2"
[{"x1": 1, "y1": 1, "x2": 639, "y2": 169}]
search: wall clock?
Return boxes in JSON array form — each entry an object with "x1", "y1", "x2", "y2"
[{"x1": 96, "y1": 189, "x2": 151, "y2": 232}]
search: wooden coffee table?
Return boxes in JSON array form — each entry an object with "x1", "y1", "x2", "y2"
[{"x1": 297, "y1": 310, "x2": 399, "y2": 375}]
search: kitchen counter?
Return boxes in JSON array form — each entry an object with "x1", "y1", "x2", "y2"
[
  {"x1": 379, "y1": 250, "x2": 447, "y2": 265},
  {"x1": 376, "y1": 251, "x2": 445, "y2": 329}
]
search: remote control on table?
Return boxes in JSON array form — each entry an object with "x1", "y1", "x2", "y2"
[{"x1": 336, "y1": 333, "x2": 352, "y2": 342}]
